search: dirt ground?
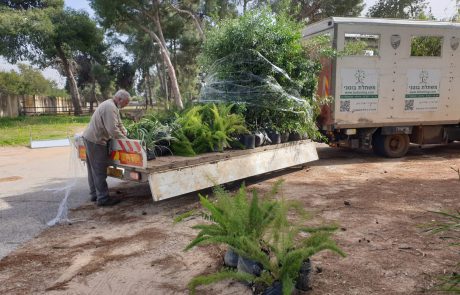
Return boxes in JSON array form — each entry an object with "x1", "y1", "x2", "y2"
[{"x1": 0, "y1": 144, "x2": 459, "y2": 295}]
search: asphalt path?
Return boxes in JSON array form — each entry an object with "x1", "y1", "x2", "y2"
[{"x1": 0, "y1": 145, "x2": 122, "y2": 259}]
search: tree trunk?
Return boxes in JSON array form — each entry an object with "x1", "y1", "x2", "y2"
[
  {"x1": 156, "y1": 62, "x2": 166, "y2": 105},
  {"x1": 143, "y1": 83, "x2": 148, "y2": 109},
  {"x1": 146, "y1": 70, "x2": 153, "y2": 106},
  {"x1": 90, "y1": 76, "x2": 96, "y2": 113},
  {"x1": 55, "y1": 44, "x2": 82, "y2": 115},
  {"x1": 164, "y1": 64, "x2": 170, "y2": 110},
  {"x1": 140, "y1": 8, "x2": 184, "y2": 109},
  {"x1": 90, "y1": 60, "x2": 96, "y2": 113}
]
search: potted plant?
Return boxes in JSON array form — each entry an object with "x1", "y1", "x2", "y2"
[
  {"x1": 266, "y1": 129, "x2": 281, "y2": 145},
  {"x1": 126, "y1": 115, "x2": 175, "y2": 159},
  {"x1": 185, "y1": 182, "x2": 345, "y2": 295},
  {"x1": 170, "y1": 103, "x2": 248, "y2": 156}
]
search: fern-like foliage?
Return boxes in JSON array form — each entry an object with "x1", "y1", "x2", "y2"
[
  {"x1": 186, "y1": 182, "x2": 346, "y2": 294},
  {"x1": 424, "y1": 210, "x2": 460, "y2": 293},
  {"x1": 171, "y1": 103, "x2": 248, "y2": 156}
]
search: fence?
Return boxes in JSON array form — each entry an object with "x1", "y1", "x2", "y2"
[
  {"x1": 0, "y1": 94, "x2": 92, "y2": 117},
  {"x1": 21, "y1": 95, "x2": 74, "y2": 115},
  {"x1": 0, "y1": 93, "x2": 19, "y2": 117}
]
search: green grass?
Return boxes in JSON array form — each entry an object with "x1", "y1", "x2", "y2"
[{"x1": 0, "y1": 115, "x2": 91, "y2": 146}]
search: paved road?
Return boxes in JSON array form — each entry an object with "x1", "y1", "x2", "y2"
[{"x1": 0, "y1": 145, "x2": 122, "y2": 259}]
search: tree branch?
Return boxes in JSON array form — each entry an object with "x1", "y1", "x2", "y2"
[{"x1": 169, "y1": 4, "x2": 205, "y2": 41}]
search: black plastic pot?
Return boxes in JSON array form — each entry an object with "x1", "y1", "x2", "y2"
[
  {"x1": 240, "y1": 134, "x2": 255, "y2": 149},
  {"x1": 295, "y1": 258, "x2": 312, "y2": 291},
  {"x1": 146, "y1": 149, "x2": 156, "y2": 160},
  {"x1": 156, "y1": 137, "x2": 170, "y2": 147},
  {"x1": 154, "y1": 145, "x2": 172, "y2": 157},
  {"x1": 237, "y1": 256, "x2": 263, "y2": 276},
  {"x1": 280, "y1": 132, "x2": 289, "y2": 143},
  {"x1": 254, "y1": 132, "x2": 264, "y2": 147},
  {"x1": 289, "y1": 132, "x2": 302, "y2": 141},
  {"x1": 224, "y1": 248, "x2": 239, "y2": 268},
  {"x1": 267, "y1": 132, "x2": 281, "y2": 144},
  {"x1": 262, "y1": 281, "x2": 282, "y2": 295}
]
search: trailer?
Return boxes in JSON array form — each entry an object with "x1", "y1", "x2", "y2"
[
  {"x1": 75, "y1": 136, "x2": 318, "y2": 201},
  {"x1": 303, "y1": 17, "x2": 460, "y2": 157}
]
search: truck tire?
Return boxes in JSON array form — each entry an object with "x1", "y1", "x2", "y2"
[{"x1": 374, "y1": 134, "x2": 409, "y2": 158}]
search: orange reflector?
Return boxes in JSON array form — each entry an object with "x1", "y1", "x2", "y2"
[
  {"x1": 119, "y1": 152, "x2": 143, "y2": 167},
  {"x1": 129, "y1": 171, "x2": 141, "y2": 181},
  {"x1": 78, "y1": 146, "x2": 86, "y2": 160}
]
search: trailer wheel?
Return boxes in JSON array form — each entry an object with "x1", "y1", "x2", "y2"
[{"x1": 373, "y1": 134, "x2": 409, "y2": 158}]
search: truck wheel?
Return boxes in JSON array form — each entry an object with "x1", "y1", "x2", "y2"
[{"x1": 382, "y1": 134, "x2": 410, "y2": 158}]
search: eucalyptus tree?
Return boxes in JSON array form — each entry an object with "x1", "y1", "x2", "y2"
[
  {"x1": 90, "y1": 0, "x2": 185, "y2": 109},
  {"x1": 250, "y1": 0, "x2": 364, "y2": 23},
  {"x1": 367, "y1": 0, "x2": 430, "y2": 19},
  {"x1": 0, "y1": 0, "x2": 105, "y2": 115},
  {"x1": 162, "y1": 5, "x2": 202, "y2": 103},
  {"x1": 125, "y1": 31, "x2": 160, "y2": 106},
  {"x1": 169, "y1": 0, "x2": 205, "y2": 40},
  {"x1": 109, "y1": 56, "x2": 136, "y2": 91},
  {"x1": 75, "y1": 54, "x2": 102, "y2": 111}
]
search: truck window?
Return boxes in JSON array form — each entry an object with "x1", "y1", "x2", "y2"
[
  {"x1": 302, "y1": 33, "x2": 333, "y2": 60},
  {"x1": 410, "y1": 36, "x2": 443, "y2": 57},
  {"x1": 344, "y1": 33, "x2": 380, "y2": 56}
]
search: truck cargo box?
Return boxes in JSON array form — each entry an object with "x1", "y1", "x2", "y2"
[{"x1": 303, "y1": 17, "x2": 460, "y2": 157}]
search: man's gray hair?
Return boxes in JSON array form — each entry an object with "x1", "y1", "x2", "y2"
[{"x1": 114, "y1": 89, "x2": 130, "y2": 101}]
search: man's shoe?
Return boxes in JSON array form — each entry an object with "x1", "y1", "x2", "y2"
[
  {"x1": 97, "y1": 198, "x2": 121, "y2": 207},
  {"x1": 90, "y1": 195, "x2": 97, "y2": 202}
]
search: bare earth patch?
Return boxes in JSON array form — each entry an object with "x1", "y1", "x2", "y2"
[
  {"x1": 0, "y1": 144, "x2": 459, "y2": 295},
  {"x1": 0, "y1": 176, "x2": 22, "y2": 183}
]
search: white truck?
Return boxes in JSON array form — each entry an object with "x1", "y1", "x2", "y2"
[
  {"x1": 303, "y1": 17, "x2": 460, "y2": 157},
  {"x1": 75, "y1": 137, "x2": 318, "y2": 201}
]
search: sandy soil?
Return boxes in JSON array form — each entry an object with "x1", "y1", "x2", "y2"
[{"x1": 0, "y1": 144, "x2": 459, "y2": 295}]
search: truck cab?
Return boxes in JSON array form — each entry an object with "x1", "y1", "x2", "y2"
[{"x1": 303, "y1": 17, "x2": 460, "y2": 157}]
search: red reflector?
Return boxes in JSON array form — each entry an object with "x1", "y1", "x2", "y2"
[{"x1": 129, "y1": 171, "x2": 141, "y2": 180}]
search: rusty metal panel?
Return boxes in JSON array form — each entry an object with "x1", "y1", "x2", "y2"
[
  {"x1": 148, "y1": 141, "x2": 318, "y2": 201},
  {"x1": 410, "y1": 125, "x2": 446, "y2": 144}
]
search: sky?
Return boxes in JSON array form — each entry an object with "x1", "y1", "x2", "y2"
[{"x1": 0, "y1": 0, "x2": 458, "y2": 87}]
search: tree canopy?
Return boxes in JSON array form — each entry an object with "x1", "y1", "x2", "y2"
[
  {"x1": 0, "y1": 0, "x2": 368, "y2": 114},
  {"x1": 0, "y1": 64, "x2": 66, "y2": 96},
  {"x1": 367, "y1": 0, "x2": 430, "y2": 19},
  {"x1": 90, "y1": 0, "x2": 186, "y2": 109},
  {"x1": 0, "y1": 1, "x2": 106, "y2": 114}
]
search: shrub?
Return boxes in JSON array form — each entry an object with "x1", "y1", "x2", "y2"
[
  {"x1": 186, "y1": 182, "x2": 345, "y2": 294},
  {"x1": 425, "y1": 210, "x2": 460, "y2": 293},
  {"x1": 171, "y1": 103, "x2": 247, "y2": 156},
  {"x1": 199, "y1": 9, "x2": 321, "y2": 137}
]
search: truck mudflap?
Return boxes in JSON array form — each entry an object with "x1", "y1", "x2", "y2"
[{"x1": 74, "y1": 135, "x2": 147, "y2": 169}]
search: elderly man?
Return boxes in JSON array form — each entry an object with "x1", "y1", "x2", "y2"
[{"x1": 82, "y1": 89, "x2": 130, "y2": 206}]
